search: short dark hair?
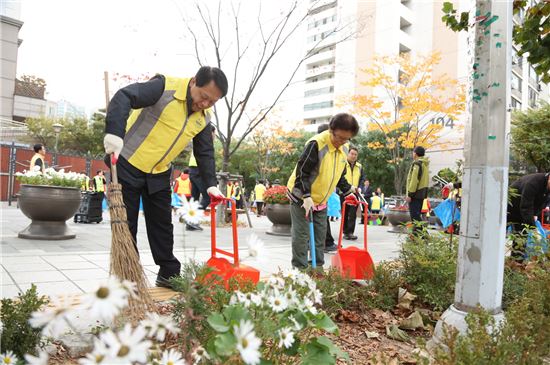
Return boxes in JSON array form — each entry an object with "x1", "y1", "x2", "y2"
[
  {"x1": 183, "y1": 168, "x2": 189, "y2": 174},
  {"x1": 33, "y1": 144, "x2": 43, "y2": 153},
  {"x1": 413, "y1": 146, "x2": 426, "y2": 157},
  {"x1": 97, "y1": 170, "x2": 102, "y2": 174},
  {"x1": 329, "y1": 113, "x2": 359, "y2": 136},
  {"x1": 195, "y1": 66, "x2": 228, "y2": 97},
  {"x1": 349, "y1": 146, "x2": 359, "y2": 153},
  {"x1": 317, "y1": 123, "x2": 329, "y2": 133}
]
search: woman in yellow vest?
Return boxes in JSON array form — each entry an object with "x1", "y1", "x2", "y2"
[
  {"x1": 173, "y1": 170, "x2": 192, "y2": 199},
  {"x1": 103, "y1": 66, "x2": 227, "y2": 289},
  {"x1": 287, "y1": 113, "x2": 359, "y2": 269}
]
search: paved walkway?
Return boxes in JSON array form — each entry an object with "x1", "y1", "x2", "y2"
[{"x1": 1, "y1": 202, "x2": 404, "y2": 299}]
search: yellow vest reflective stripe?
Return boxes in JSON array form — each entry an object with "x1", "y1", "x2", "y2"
[
  {"x1": 189, "y1": 154, "x2": 197, "y2": 167},
  {"x1": 120, "y1": 77, "x2": 211, "y2": 174},
  {"x1": 30, "y1": 154, "x2": 44, "y2": 172},
  {"x1": 371, "y1": 196, "x2": 382, "y2": 210},
  {"x1": 93, "y1": 176, "x2": 105, "y2": 192},
  {"x1": 81, "y1": 176, "x2": 90, "y2": 190},
  {"x1": 254, "y1": 184, "x2": 266, "y2": 201},
  {"x1": 345, "y1": 161, "x2": 362, "y2": 187},
  {"x1": 175, "y1": 177, "x2": 191, "y2": 195},
  {"x1": 287, "y1": 131, "x2": 348, "y2": 205}
]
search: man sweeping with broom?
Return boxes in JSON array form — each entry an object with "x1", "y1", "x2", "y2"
[{"x1": 104, "y1": 66, "x2": 227, "y2": 289}]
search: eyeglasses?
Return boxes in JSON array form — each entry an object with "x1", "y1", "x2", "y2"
[{"x1": 330, "y1": 131, "x2": 351, "y2": 143}]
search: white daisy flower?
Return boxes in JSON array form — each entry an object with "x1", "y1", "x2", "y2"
[
  {"x1": 294, "y1": 272, "x2": 311, "y2": 287},
  {"x1": 24, "y1": 350, "x2": 49, "y2": 365},
  {"x1": 141, "y1": 312, "x2": 180, "y2": 341},
  {"x1": 302, "y1": 298, "x2": 318, "y2": 315},
  {"x1": 283, "y1": 287, "x2": 299, "y2": 307},
  {"x1": 309, "y1": 288, "x2": 323, "y2": 305},
  {"x1": 278, "y1": 327, "x2": 295, "y2": 349},
  {"x1": 159, "y1": 349, "x2": 186, "y2": 365},
  {"x1": 120, "y1": 280, "x2": 138, "y2": 298},
  {"x1": 79, "y1": 339, "x2": 110, "y2": 365},
  {"x1": 192, "y1": 346, "x2": 211, "y2": 364},
  {"x1": 246, "y1": 233, "x2": 266, "y2": 262},
  {"x1": 80, "y1": 278, "x2": 129, "y2": 321},
  {"x1": 268, "y1": 291, "x2": 288, "y2": 313},
  {"x1": 29, "y1": 295, "x2": 73, "y2": 337},
  {"x1": 267, "y1": 276, "x2": 285, "y2": 290},
  {"x1": 99, "y1": 324, "x2": 151, "y2": 364},
  {"x1": 1, "y1": 351, "x2": 18, "y2": 365},
  {"x1": 178, "y1": 199, "x2": 201, "y2": 224},
  {"x1": 245, "y1": 292, "x2": 262, "y2": 306},
  {"x1": 230, "y1": 291, "x2": 247, "y2": 306},
  {"x1": 234, "y1": 320, "x2": 261, "y2": 365}
]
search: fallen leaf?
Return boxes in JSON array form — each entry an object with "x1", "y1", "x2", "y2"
[
  {"x1": 397, "y1": 288, "x2": 417, "y2": 310},
  {"x1": 386, "y1": 324, "x2": 410, "y2": 342},
  {"x1": 399, "y1": 311, "x2": 424, "y2": 330},
  {"x1": 365, "y1": 330, "x2": 380, "y2": 339}
]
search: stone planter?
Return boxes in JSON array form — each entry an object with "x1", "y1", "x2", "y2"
[
  {"x1": 265, "y1": 203, "x2": 291, "y2": 236},
  {"x1": 386, "y1": 208, "x2": 410, "y2": 233},
  {"x1": 18, "y1": 185, "x2": 82, "y2": 240}
]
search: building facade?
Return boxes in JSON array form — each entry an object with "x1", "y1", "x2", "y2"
[
  {"x1": 1, "y1": 13, "x2": 23, "y2": 120},
  {"x1": 303, "y1": 0, "x2": 549, "y2": 177}
]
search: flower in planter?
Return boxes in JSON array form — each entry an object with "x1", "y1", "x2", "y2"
[
  {"x1": 234, "y1": 319, "x2": 261, "y2": 365},
  {"x1": 277, "y1": 327, "x2": 295, "y2": 348},
  {"x1": 29, "y1": 295, "x2": 73, "y2": 337},
  {"x1": 80, "y1": 277, "x2": 132, "y2": 322},
  {"x1": 246, "y1": 233, "x2": 266, "y2": 263},
  {"x1": 97, "y1": 323, "x2": 152, "y2": 364},
  {"x1": 263, "y1": 186, "x2": 290, "y2": 205},
  {"x1": 159, "y1": 348, "x2": 186, "y2": 365},
  {"x1": 191, "y1": 346, "x2": 210, "y2": 364},
  {"x1": 15, "y1": 167, "x2": 85, "y2": 188}
]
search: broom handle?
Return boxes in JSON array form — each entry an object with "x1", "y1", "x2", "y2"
[{"x1": 111, "y1": 154, "x2": 118, "y2": 184}]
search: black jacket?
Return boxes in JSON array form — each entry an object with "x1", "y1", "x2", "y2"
[
  {"x1": 507, "y1": 173, "x2": 550, "y2": 226},
  {"x1": 105, "y1": 75, "x2": 217, "y2": 190}
]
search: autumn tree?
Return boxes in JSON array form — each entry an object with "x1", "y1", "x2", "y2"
[
  {"x1": 178, "y1": 0, "x2": 360, "y2": 176},
  {"x1": 511, "y1": 102, "x2": 550, "y2": 173},
  {"x1": 340, "y1": 52, "x2": 465, "y2": 194}
]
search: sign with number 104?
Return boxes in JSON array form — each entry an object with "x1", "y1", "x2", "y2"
[{"x1": 430, "y1": 116, "x2": 455, "y2": 129}]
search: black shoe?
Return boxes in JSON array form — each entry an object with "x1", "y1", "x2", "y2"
[
  {"x1": 349, "y1": 234, "x2": 358, "y2": 240},
  {"x1": 324, "y1": 245, "x2": 337, "y2": 253},
  {"x1": 155, "y1": 275, "x2": 174, "y2": 289},
  {"x1": 186, "y1": 223, "x2": 203, "y2": 231}
]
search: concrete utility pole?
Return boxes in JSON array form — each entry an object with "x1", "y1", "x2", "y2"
[{"x1": 430, "y1": 0, "x2": 512, "y2": 346}]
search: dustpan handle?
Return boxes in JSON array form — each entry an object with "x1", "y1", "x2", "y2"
[{"x1": 209, "y1": 197, "x2": 240, "y2": 265}]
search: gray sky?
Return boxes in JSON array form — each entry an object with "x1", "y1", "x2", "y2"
[{"x1": 17, "y1": 0, "x2": 306, "y2": 123}]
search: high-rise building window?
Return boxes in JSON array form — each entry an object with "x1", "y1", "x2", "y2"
[
  {"x1": 511, "y1": 72, "x2": 522, "y2": 91},
  {"x1": 511, "y1": 97, "x2": 522, "y2": 110},
  {"x1": 304, "y1": 86, "x2": 334, "y2": 97},
  {"x1": 304, "y1": 101, "x2": 334, "y2": 111},
  {"x1": 528, "y1": 87, "x2": 537, "y2": 107}
]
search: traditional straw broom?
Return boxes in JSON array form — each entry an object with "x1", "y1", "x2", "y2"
[{"x1": 108, "y1": 155, "x2": 154, "y2": 319}]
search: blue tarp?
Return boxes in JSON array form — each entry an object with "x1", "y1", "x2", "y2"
[
  {"x1": 526, "y1": 221, "x2": 549, "y2": 259},
  {"x1": 433, "y1": 198, "x2": 460, "y2": 229}
]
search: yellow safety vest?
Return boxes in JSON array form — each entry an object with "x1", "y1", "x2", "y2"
[
  {"x1": 345, "y1": 161, "x2": 362, "y2": 187},
  {"x1": 81, "y1": 176, "x2": 90, "y2": 191},
  {"x1": 234, "y1": 186, "x2": 241, "y2": 200},
  {"x1": 371, "y1": 196, "x2": 382, "y2": 210},
  {"x1": 287, "y1": 131, "x2": 349, "y2": 205},
  {"x1": 93, "y1": 176, "x2": 105, "y2": 192},
  {"x1": 30, "y1": 154, "x2": 44, "y2": 173},
  {"x1": 175, "y1": 176, "x2": 191, "y2": 196},
  {"x1": 120, "y1": 77, "x2": 211, "y2": 174},
  {"x1": 254, "y1": 184, "x2": 266, "y2": 201},
  {"x1": 189, "y1": 154, "x2": 197, "y2": 167}
]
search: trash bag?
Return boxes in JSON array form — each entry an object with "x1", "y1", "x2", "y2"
[
  {"x1": 526, "y1": 221, "x2": 549, "y2": 259},
  {"x1": 433, "y1": 198, "x2": 460, "y2": 229},
  {"x1": 171, "y1": 193, "x2": 183, "y2": 208}
]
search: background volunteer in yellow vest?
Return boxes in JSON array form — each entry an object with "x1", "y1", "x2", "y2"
[
  {"x1": 254, "y1": 180, "x2": 266, "y2": 216},
  {"x1": 29, "y1": 143, "x2": 46, "y2": 173},
  {"x1": 341, "y1": 146, "x2": 365, "y2": 240},
  {"x1": 80, "y1": 171, "x2": 90, "y2": 191},
  {"x1": 233, "y1": 181, "x2": 243, "y2": 209},
  {"x1": 92, "y1": 170, "x2": 107, "y2": 208},
  {"x1": 103, "y1": 66, "x2": 227, "y2": 289},
  {"x1": 406, "y1": 146, "x2": 430, "y2": 234},
  {"x1": 287, "y1": 113, "x2": 358, "y2": 269}
]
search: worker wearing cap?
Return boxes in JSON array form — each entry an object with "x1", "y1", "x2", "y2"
[
  {"x1": 103, "y1": 66, "x2": 227, "y2": 288},
  {"x1": 406, "y1": 146, "x2": 430, "y2": 234}
]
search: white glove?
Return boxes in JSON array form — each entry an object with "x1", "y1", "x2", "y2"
[
  {"x1": 207, "y1": 186, "x2": 224, "y2": 199},
  {"x1": 350, "y1": 185, "x2": 357, "y2": 194},
  {"x1": 357, "y1": 187, "x2": 362, "y2": 193},
  {"x1": 104, "y1": 134, "x2": 124, "y2": 157},
  {"x1": 302, "y1": 197, "x2": 314, "y2": 217}
]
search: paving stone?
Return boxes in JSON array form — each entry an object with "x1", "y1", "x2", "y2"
[
  {"x1": 1, "y1": 285, "x2": 21, "y2": 299},
  {"x1": 62, "y1": 269, "x2": 109, "y2": 281},
  {"x1": 10, "y1": 270, "x2": 67, "y2": 283},
  {"x1": 2, "y1": 262, "x2": 55, "y2": 272}
]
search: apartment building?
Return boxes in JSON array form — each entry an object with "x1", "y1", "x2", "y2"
[{"x1": 303, "y1": 0, "x2": 549, "y2": 175}]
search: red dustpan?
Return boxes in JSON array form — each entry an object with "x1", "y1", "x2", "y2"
[
  {"x1": 206, "y1": 197, "x2": 260, "y2": 289},
  {"x1": 331, "y1": 194, "x2": 374, "y2": 280}
]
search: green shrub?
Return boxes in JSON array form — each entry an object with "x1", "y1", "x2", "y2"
[
  {"x1": 502, "y1": 264, "x2": 529, "y2": 309},
  {"x1": 369, "y1": 261, "x2": 403, "y2": 310},
  {"x1": 0, "y1": 285, "x2": 49, "y2": 358},
  {"x1": 434, "y1": 262, "x2": 550, "y2": 364},
  {"x1": 170, "y1": 261, "x2": 242, "y2": 353},
  {"x1": 400, "y1": 232, "x2": 458, "y2": 311}
]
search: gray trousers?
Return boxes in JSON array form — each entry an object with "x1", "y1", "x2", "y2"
[{"x1": 290, "y1": 202, "x2": 327, "y2": 269}]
